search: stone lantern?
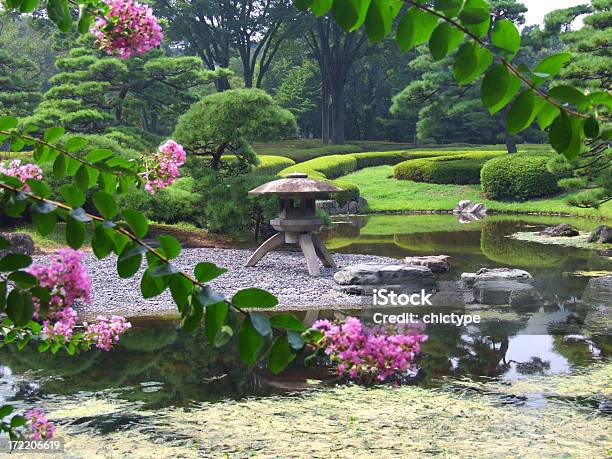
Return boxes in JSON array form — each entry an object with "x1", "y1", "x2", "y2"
[{"x1": 245, "y1": 172, "x2": 342, "y2": 277}]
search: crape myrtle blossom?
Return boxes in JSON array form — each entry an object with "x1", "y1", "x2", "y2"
[
  {"x1": 141, "y1": 139, "x2": 186, "y2": 194},
  {"x1": 25, "y1": 409, "x2": 56, "y2": 440},
  {"x1": 313, "y1": 317, "x2": 428, "y2": 382},
  {"x1": 0, "y1": 160, "x2": 43, "y2": 191},
  {"x1": 25, "y1": 248, "x2": 130, "y2": 350},
  {"x1": 91, "y1": 0, "x2": 163, "y2": 59}
]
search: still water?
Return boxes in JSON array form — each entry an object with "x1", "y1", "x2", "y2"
[{"x1": 0, "y1": 214, "x2": 610, "y2": 455}]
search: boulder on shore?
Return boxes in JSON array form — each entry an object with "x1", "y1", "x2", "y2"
[
  {"x1": 539, "y1": 223, "x2": 579, "y2": 237},
  {"x1": 461, "y1": 268, "x2": 539, "y2": 306},
  {"x1": 582, "y1": 275, "x2": 612, "y2": 335},
  {"x1": 588, "y1": 225, "x2": 612, "y2": 244},
  {"x1": 0, "y1": 232, "x2": 34, "y2": 257},
  {"x1": 453, "y1": 200, "x2": 487, "y2": 216},
  {"x1": 404, "y1": 255, "x2": 451, "y2": 273},
  {"x1": 333, "y1": 263, "x2": 436, "y2": 295}
]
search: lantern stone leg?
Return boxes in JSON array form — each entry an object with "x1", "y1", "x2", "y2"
[
  {"x1": 245, "y1": 233, "x2": 285, "y2": 267},
  {"x1": 245, "y1": 172, "x2": 343, "y2": 277}
]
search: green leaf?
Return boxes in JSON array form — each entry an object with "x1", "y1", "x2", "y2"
[
  {"x1": 0, "y1": 236, "x2": 11, "y2": 250},
  {"x1": 66, "y1": 217, "x2": 86, "y2": 249},
  {"x1": 92, "y1": 191, "x2": 117, "y2": 219},
  {"x1": 204, "y1": 301, "x2": 228, "y2": 344},
  {"x1": 549, "y1": 112, "x2": 572, "y2": 153},
  {"x1": 44, "y1": 126, "x2": 64, "y2": 143},
  {"x1": 536, "y1": 104, "x2": 560, "y2": 130},
  {"x1": 583, "y1": 116, "x2": 599, "y2": 138},
  {"x1": 117, "y1": 245, "x2": 143, "y2": 278},
  {"x1": 123, "y1": 209, "x2": 148, "y2": 238},
  {"x1": 548, "y1": 85, "x2": 589, "y2": 109},
  {"x1": 459, "y1": 0, "x2": 489, "y2": 25},
  {"x1": 287, "y1": 330, "x2": 305, "y2": 351},
  {"x1": 452, "y1": 42, "x2": 493, "y2": 85},
  {"x1": 490, "y1": 19, "x2": 520, "y2": 58},
  {"x1": 311, "y1": 0, "x2": 332, "y2": 16},
  {"x1": 396, "y1": 7, "x2": 439, "y2": 52},
  {"x1": 249, "y1": 311, "x2": 272, "y2": 337},
  {"x1": 7, "y1": 271, "x2": 37, "y2": 289},
  {"x1": 0, "y1": 116, "x2": 18, "y2": 131},
  {"x1": 75, "y1": 165, "x2": 91, "y2": 191},
  {"x1": 0, "y1": 405, "x2": 13, "y2": 419},
  {"x1": 293, "y1": 0, "x2": 313, "y2": 11},
  {"x1": 10, "y1": 415, "x2": 26, "y2": 428},
  {"x1": 158, "y1": 235, "x2": 181, "y2": 259},
  {"x1": 239, "y1": 316, "x2": 263, "y2": 365},
  {"x1": 65, "y1": 136, "x2": 87, "y2": 152},
  {"x1": 141, "y1": 268, "x2": 169, "y2": 298},
  {"x1": 232, "y1": 288, "x2": 278, "y2": 309},
  {"x1": 429, "y1": 22, "x2": 464, "y2": 61},
  {"x1": 53, "y1": 155, "x2": 66, "y2": 178},
  {"x1": 214, "y1": 325, "x2": 233, "y2": 347},
  {"x1": 481, "y1": 64, "x2": 510, "y2": 108},
  {"x1": 92, "y1": 225, "x2": 114, "y2": 259},
  {"x1": 86, "y1": 148, "x2": 114, "y2": 163},
  {"x1": 32, "y1": 209, "x2": 57, "y2": 236},
  {"x1": 506, "y1": 90, "x2": 542, "y2": 134},
  {"x1": 0, "y1": 281, "x2": 6, "y2": 311},
  {"x1": 364, "y1": 0, "x2": 392, "y2": 42},
  {"x1": 6, "y1": 290, "x2": 34, "y2": 326},
  {"x1": 181, "y1": 300, "x2": 203, "y2": 332},
  {"x1": 198, "y1": 285, "x2": 224, "y2": 307},
  {"x1": 332, "y1": 0, "x2": 360, "y2": 31},
  {"x1": 268, "y1": 336, "x2": 297, "y2": 374},
  {"x1": 489, "y1": 72, "x2": 521, "y2": 114},
  {"x1": 98, "y1": 172, "x2": 118, "y2": 194},
  {"x1": 270, "y1": 313, "x2": 306, "y2": 331},
  {"x1": 77, "y1": 8, "x2": 93, "y2": 34},
  {"x1": 434, "y1": 0, "x2": 462, "y2": 16},
  {"x1": 532, "y1": 52, "x2": 572, "y2": 85},
  {"x1": 194, "y1": 262, "x2": 227, "y2": 283},
  {"x1": 0, "y1": 254, "x2": 32, "y2": 271},
  {"x1": 169, "y1": 273, "x2": 192, "y2": 310},
  {"x1": 25, "y1": 179, "x2": 51, "y2": 199},
  {"x1": 19, "y1": 0, "x2": 38, "y2": 13}
]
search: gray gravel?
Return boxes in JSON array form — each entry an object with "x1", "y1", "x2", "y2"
[{"x1": 33, "y1": 248, "x2": 398, "y2": 319}]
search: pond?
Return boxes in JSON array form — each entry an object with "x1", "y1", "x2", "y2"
[{"x1": 0, "y1": 213, "x2": 610, "y2": 456}]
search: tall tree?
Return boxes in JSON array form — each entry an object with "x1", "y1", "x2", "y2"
[
  {"x1": 25, "y1": 39, "x2": 219, "y2": 134},
  {"x1": 305, "y1": 18, "x2": 367, "y2": 144},
  {"x1": 0, "y1": 49, "x2": 41, "y2": 118},
  {"x1": 155, "y1": 0, "x2": 292, "y2": 90}
]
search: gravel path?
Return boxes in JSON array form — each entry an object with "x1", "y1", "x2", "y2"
[{"x1": 35, "y1": 248, "x2": 398, "y2": 318}]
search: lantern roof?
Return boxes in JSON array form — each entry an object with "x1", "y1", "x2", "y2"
[{"x1": 248, "y1": 172, "x2": 343, "y2": 195}]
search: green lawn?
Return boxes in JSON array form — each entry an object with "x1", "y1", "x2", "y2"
[{"x1": 339, "y1": 166, "x2": 612, "y2": 219}]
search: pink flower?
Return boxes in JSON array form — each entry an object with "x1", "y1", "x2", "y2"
[
  {"x1": 0, "y1": 160, "x2": 43, "y2": 191},
  {"x1": 142, "y1": 139, "x2": 186, "y2": 194},
  {"x1": 25, "y1": 409, "x2": 55, "y2": 440},
  {"x1": 83, "y1": 315, "x2": 132, "y2": 351},
  {"x1": 26, "y1": 248, "x2": 130, "y2": 350},
  {"x1": 91, "y1": 0, "x2": 163, "y2": 59},
  {"x1": 313, "y1": 317, "x2": 428, "y2": 383}
]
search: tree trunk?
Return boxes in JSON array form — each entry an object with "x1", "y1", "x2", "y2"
[
  {"x1": 321, "y1": 84, "x2": 330, "y2": 144},
  {"x1": 215, "y1": 76, "x2": 231, "y2": 92},
  {"x1": 330, "y1": 85, "x2": 345, "y2": 144},
  {"x1": 505, "y1": 132, "x2": 518, "y2": 153}
]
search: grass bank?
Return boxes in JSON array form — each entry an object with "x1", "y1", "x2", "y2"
[{"x1": 339, "y1": 166, "x2": 612, "y2": 219}]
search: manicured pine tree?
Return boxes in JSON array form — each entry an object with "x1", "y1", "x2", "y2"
[{"x1": 0, "y1": 49, "x2": 41, "y2": 118}]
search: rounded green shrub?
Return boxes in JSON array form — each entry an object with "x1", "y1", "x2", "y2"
[
  {"x1": 330, "y1": 179, "x2": 360, "y2": 206},
  {"x1": 278, "y1": 154, "x2": 358, "y2": 179},
  {"x1": 251, "y1": 155, "x2": 295, "y2": 175},
  {"x1": 481, "y1": 154, "x2": 559, "y2": 200}
]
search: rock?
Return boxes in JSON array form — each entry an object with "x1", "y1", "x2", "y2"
[
  {"x1": 582, "y1": 276, "x2": 612, "y2": 335},
  {"x1": 472, "y1": 280, "x2": 540, "y2": 305},
  {"x1": 539, "y1": 223, "x2": 579, "y2": 237},
  {"x1": 509, "y1": 284, "x2": 543, "y2": 307},
  {"x1": 333, "y1": 263, "x2": 436, "y2": 295},
  {"x1": 588, "y1": 225, "x2": 612, "y2": 244},
  {"x1": 461, "y1": 268, "x2": 533, "y2": 288},
  {"x1": 404, "y1": 255, "x2": 451, "y2": 273},
  {"x1": 453, "y1": 200, "x2": 487, "y2": 217},
  {"x1": 0, "y1": 232, "x2": 34, "y2": 257},
  {"x1": 315, "y1": 197, "x2": 367, "y2": 215}
]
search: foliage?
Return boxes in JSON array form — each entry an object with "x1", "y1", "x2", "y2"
[
  {"x1": 481, "y1": 153, "x2": 560, "y2": 200},
  {"x1": 330, "y1": 179, "x2": 360, "y2": 206},
  {"x1": 173, "y1": 89, "x2": 297, "y2": 176},
  {"x1": 258, "y1": 143, "x2": 363, "y2": 162},
  {"x1": 24, "y1": 40, "x2": 219, "y2": 135},
  {"x1": 0, "y1": 49, "x2": 41, "y2": 118},
  {"x1": 278, "y1": 154, "x2": 358, "y2": 179}
]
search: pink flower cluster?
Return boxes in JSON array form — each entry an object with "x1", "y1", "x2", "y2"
[
  {"x1": 26, "y1": 248, "x2": 130, "y2": 350},
  {"x1": 143, "y1": 140, "x2": 186, "y2": 194},
  {"x1": 313, "y1": 317, "x2": 428, "y2": 382},
  {"x1": 25, "y1": 409, "x2": 55, "y2": 440},
  {"x1": 0, "y1": 159, "x2": 43, "y2": 191},
  {"x1": 91, "y1": 0, "x2": 163, "y2": 59},
  {"x1": 83, "y1": 315, "x2": 132, "y2": 351}
]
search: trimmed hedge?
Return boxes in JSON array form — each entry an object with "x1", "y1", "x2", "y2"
[
  {"x1": 393, "y1": 151, "x2": 504, "y2": 184},
  {"x1": 258, "y1": 144, "x2": 363, "y2": 162},
  {"x1": 331, "y1": 179, "x2": 360, "y2": 206},
  {"x1": 278, "y1": 154, "x2": 358, "y2": 179},
  {"x1": 352, "y1": 151, "x2": 415, "y2": 168},
  {"x1": 251, "y1": 155, "x2": 295, "y2": 175},
  {"x1": 481, "y1": 154, "x2": 559, "y2": 201}
]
